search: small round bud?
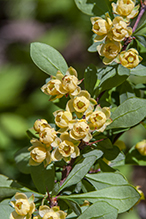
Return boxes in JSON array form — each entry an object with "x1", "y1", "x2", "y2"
[{"x1": 135, "y1": 140, "x2": 146, "y2": 156}]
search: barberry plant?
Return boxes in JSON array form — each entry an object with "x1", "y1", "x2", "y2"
[{"x1": 1, "y1": 0, "x2": 146, "y2": 218}]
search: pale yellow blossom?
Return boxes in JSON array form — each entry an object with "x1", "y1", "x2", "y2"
[
  {"x1": 87, "y1": 105, "x2": 112, "y2": 132},
  {"x1": 108, "y1": 17, "x2": 132, "y2": 42},
  {"x1": 53, "y1": 110, "x2": 73, "y2": 129},
  {"x1": 39, "y1": 127, "x2": 57, "y2": 145},
  {"x1": 10, "y1": 193, "x2": 35, "y2": 219},
  {"x1": 51, "y1": 132, "x2": 80, "y2": 162},
  {"x1": 41, "y1": 67, "x2": 81, "y2": 100},
  {"x1": 37, "y1": 205, "x2": 67, "y2": 219},
  {"x1": 70, "y1": 119, "x2": 92, "y2": 142},
  {"x1": 61, "y1": 67, "x2": 81, "y2": 96},
  {"x1": 112, "y1": 0, "x2": 139, "y2": 21},
  {"x1": 28, "y1": 139, "x2": 51, "y2": 166},
  {"x1": 91, "y1": 15, "x2": 112, "y2": 42},
  {"x1": 66, "y1": 90, "x2": 97, "y2": 118},
  {"x1": 41, "y1": 79, "x2": 66, "y2": 100},
  {"x1": 97, "y1": 38, "x2": 122, "y2": 65},
  {"x1": 119, "y1": 48, "x2": 142, "y2": 69}
]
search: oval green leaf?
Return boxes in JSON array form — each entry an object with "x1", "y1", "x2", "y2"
[
  {"x1": 30, "y1": 42, "x2": 68, "y2": 76},
  {"x1": 108, "y1": 97, "x2": 146, "y2": 129}
]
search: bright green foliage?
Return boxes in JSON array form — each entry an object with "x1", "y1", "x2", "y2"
[{"x1": 1, "y1": 0, "x2": 146, "y2": 219}]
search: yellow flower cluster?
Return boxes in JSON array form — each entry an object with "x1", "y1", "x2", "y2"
[
  {"x1": 41, "y1": 67, "x2": 82, "y2": 101},
  {"x1": 29, "y1": 67, "x2": 112, "y2": 165},
  {"x1": 91, "y1": 0, "x2": 142, "y2": 68},
  {"x1": 33, "y1": 205, "x2": 67, "y2": 219},
  {"x1": 10, "y1": 192, "x2": 67, "y2": 219}
]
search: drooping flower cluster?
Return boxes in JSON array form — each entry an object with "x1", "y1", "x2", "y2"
[
  {"x1": 91, "y1": 0, "x2": 142, "y2": 68},
  {"x1": 10, "y1": 192, "x2": 67, "y2": 219},
  {"x1": 33, "y1": 205, "x2": 67, "y2": 219},
  {"x1": 28, "y1": 67, "x2": 112, "y2": 165},
  {"x1": 41, "y1": 67, "x2": 82, "y2": 101}
]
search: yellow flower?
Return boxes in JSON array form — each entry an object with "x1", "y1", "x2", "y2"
[
  {"x1": 53, "y1": 110, "x2": 73, "y2": 129},
  {"x1": 70, "y1": 119, "x2": 92, "y2": 142},
  {"x1": 10, "y1": 193, "x2": 35, "y2": 219},
  {"x1": 28, "y1": 139, "x2": 51, "y2": 166},
  {"x1": 91, "y1": 15, "x2": 112, "y2": 42},
  {"x1": 66, "y1": 90, "x2": 97, "y2": 118},
  {"x1": 51, "y1": 132, "x2": 80, "y2": 162},
  {"x1": 39, "y1": 127, "x2": 57, "y2": 146},
  {"x1": 119, "y1": 48, "x2": 142, "y2": 69},
  {"x1": 97, "y1": 38, "x2": 122, "y2": 65},
  {"x1": 41, "y1": 79, "x2": 66, "y2": 100},
  {"x1": 33, "y1": 119, "x2": 51, "y2": 132},
  {"x1": 135, "y1": 139, "x2": 146, "y2": 156},
  {"x1": 112, "y1": 0, "x2": 139, "y2": 21},
  {"x1": 108, "y1": 17, "x2": 132, "y2": 42},
  {"x1": 61, "y1": 67, "x2": 81, "y2": 96},
  {"x1": 87, "y1": 105, "x2": 112, "y2": 132},
  {"x1": 37, "y1": 205, "x2": 67, "y2": 219},
  {"x1": 41, "y1": 67, "x2": 81, "y2": 100}
]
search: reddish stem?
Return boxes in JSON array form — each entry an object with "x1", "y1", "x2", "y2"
[{"x1": 132, "y1": 2, "x2": 146, "y2": 33}]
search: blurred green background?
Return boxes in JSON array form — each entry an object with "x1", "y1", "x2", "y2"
[{"x1": 0, "y1": 0, "x2": 145, "y2": 218}]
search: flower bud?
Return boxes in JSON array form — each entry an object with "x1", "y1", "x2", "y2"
[
  {"x1": 119, "y1": 48, "x2": 142, "y2": 69},
  {"x1": 33, "y1": 119, "x2": 50, "y2": 132},
  {"x1": 135, "y1": 139, "x2": 146, "y2": 156}
]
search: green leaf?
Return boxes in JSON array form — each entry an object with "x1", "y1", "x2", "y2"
[
  {"x1": 0, "y1": 175, "x2": 22, "y2": 201},
  {"x1": 98, "y1": 159, "x2": 116, "y2": 172},
  {"x1": 15, "y1": 147, "x2": 31, "y2": 174},
  {"x1": 58, "y1": 150, "x2": 103, "y2": 193},
  {"x1": 130, "y1": 64, "x2": 146, "y2": 76},
  {"x1": 84, "y1": 64, "x2": 97, "y2": 96},
  {"x1": 30, "y1": 42, "x2": 68, "y2": 76},
  {"x1": 0, "y1": 199, "x2": 13, "y2": 219},
  {"x1": 26, "y1": 128, "x2": 39, "y2": 139},
  {"x1": 85, "y1": 172, "x2": 128, "y2": 190},
  {"x1": 77, "y1": 201, "x2": 118, "y2": 219},
  {"x1": 116, "y1": 81, "x2": 135, "y2": 104},
  {"x1": 88, "y1": 41, "x2": 101, "y2": 53},
  {"x1": 59, "y1": 185, "x2": 140, "y2": 213},
  {"x1": 107, "y1": 97, "x2": 146, "y2": 129},
  {"x1": 30, "y1": 163, "x2": 55, "y2": 194},
  {"x1": 95, "y1": 64, "x2": 129, "y2": 94},
  {"x1": 74, "y1": 0, "x2": 113, "y2": 17},
  {"x1": 64, "y1": 199, "x2": 81, "y2": 216},
  {"x1": 125, "y1": 145, "x2": 146, "y2": 165}
]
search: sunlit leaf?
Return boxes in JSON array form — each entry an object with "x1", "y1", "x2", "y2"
[{"x1": 30, "y1": 42, "x2": 68, "y2": 76}]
